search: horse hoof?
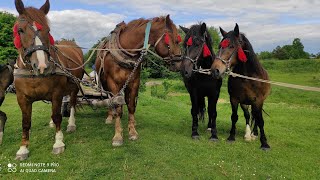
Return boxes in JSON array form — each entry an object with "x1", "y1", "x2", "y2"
[
  {"x1": 15, "y1": 153, "x2": 29, "y2": 161},
  {"x1": 192, "y1": 135, "x2": 200, "y2": 140},
  {"x1": 66, "y1": 125, "x2": 76, "y2": 133},
  {"x1": 112, "y1": 140, "x2": 123, "y2": 147},
  {"x1": 129, "y1": 135, "x2": 138, "y2": 141},
  {"x1": 261, "y1": 144, "x2": 271, "y2": 151},
  {"x1": 105, "y1": 118, "x2": 113, "y2": 125},
  {"x1": 207, "y1": 128, "x2": 212, "y2": 131},
  {"x1": 52, "y1": 146, "x2": 65, "y2": 155},
  {"x1": 209, "y1": 137, "x2": 219, "y2": 142},
  {"x1": 244, "y1": 135, "x2": 252, "y2": 142},
  {"x1": 251, "y1": 134, "x2": 257, "y2": 140}
]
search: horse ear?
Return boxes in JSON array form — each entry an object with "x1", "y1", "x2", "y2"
[
  {"x1": 40, "y1": 0, "x2": 50, "y2": 15},
  {"x1": 165, "y1": 14, "x2": 173, "y2": 31},
  {"x1": 234, "y1": 23, "x2": 239, "y2": 37},
  {"x1": 200, "y1": 22, "x2": 207, "y2": 35},
  {"x1": 219, "y1": 27, "x2": 227, "y2": 37},
  {"x1": 15, "y1": 0, "x2": 25, "y2": 14},
  {"x1": 179, "y1": 25, "x2": 189, "y2": 34}
]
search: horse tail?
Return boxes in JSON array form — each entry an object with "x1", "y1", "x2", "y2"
[{"x1": 198, "y1": 97, "x2": 206, "y2": 122}]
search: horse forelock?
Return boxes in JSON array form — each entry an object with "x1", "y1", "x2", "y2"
[{"x1": 20, "y1": 7, "x2": 49, "y2": 30}]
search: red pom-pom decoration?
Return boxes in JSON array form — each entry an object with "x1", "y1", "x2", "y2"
[
  {"x1": 238, "y1": 47, "x2": 247, "y2": 62},
  {"x1": 186, "y1": 37, "x2": 192, "y2": 46},
  {"x1": 164, "y1": 32, "x2": 170, "y2": 45},
  {"x1": 203, "y1": 44, "x2": 211, "y2": 58},
  {"x1": 220, "y1": 39, "x2": 230, "y2": 48},
  {"x1": 49, "y1": 33, "x2": 55, "y2": 45},
  {"x1": 34, "y1": 22, "x2": 43, "y2": 31},
  {"x1": 14, "y1": 35, "x2": 22, "y2": 49},
  {"x1": 13, "y1": 23, "x2": 19, "y2": 37},
  {"x1": 177, "y1": 35, "x2": 182, "y2": 43}
]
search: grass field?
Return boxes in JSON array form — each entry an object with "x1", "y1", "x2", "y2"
[{"x1": 0, "y1": 59, "x2": 319, "y2": 179}]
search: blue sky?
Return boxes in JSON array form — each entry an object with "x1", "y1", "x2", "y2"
[{"x1": 1, "y1": 0, "x2": 319, "y2": 54}]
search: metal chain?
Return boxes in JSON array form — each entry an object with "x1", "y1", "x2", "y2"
[{"x1": 118, "y1": 50, "x2": 147, "y2": 96}]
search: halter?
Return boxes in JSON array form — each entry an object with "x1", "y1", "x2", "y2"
[
  {"x1": 183, "y1": 34, "x2": 207, "y2": 71},
  {"x1": 15, "y1": 18, "x2": 51, "y2": 66},
  {"x1": 216, "y1": 39, "x2": 244, "y2": 74}
]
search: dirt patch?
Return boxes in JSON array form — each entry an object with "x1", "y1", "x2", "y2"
[{"x1": 146, "y1": 81, "x2": 162, "y2": 86}]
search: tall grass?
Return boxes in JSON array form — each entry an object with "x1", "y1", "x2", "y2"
[{"x1": 0, "y1": 59, "x2": 319, "y2": 179}]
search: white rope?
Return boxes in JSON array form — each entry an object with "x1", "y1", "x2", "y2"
[{"x1": 228, "y1": 72, "x2": 320, "y2": 92}]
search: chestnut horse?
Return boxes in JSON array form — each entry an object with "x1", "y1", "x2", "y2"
[
  {"x1": 0, "y1": 63, "x2": 14, "y2": 144},
  {"x1": 211, "y1": 24, "x2": 271, "y2": 150},
  {"x1": 14, "y1": 0, "x2": 84, "y2": 160},
  {"x1": 179, "y1": 23, "x2": 222, "y2": 141},
  {"x1": 95, "y1": 15, "x2": 181, "y2": 146}
]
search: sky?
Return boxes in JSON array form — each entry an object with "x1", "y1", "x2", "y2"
[{"x1": 1, "y1": 0, "x2": 319, "y2": 54}]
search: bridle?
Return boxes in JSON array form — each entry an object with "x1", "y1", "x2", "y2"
[
  {"x1": 15, "y1": 18, "x2": 51, "y2": 67},
  {"x1": 183, "y1": 34, "x2": 207, "y2": 71},
  {"x1": 216, "y1": 39, "x2": 246, "y2": 73}
]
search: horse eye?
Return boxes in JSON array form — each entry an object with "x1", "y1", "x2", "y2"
[{"x1": 18, "y1": 28, "x2": 24, "y2": 33}]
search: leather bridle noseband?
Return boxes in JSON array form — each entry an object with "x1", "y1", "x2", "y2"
[{"x1": 216, "y1": 40, "x2": 244, "y2": 73}]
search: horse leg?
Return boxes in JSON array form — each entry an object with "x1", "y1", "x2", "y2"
[
  {"x1": 52, "y1": 96, "x2": 65, "y2": 154},
  {"x1": 227, "y1": 99, "x2": 239, "y2": 141},
  {"x1": 190, "y1": 92, "x2": 200, "y2": 139},
  {"x1": 241, "y1": 104, "x2": 252, "y2": 141},
  {"x1": 208, "y1": 95, "x2": 218, "y2": 141},
  {"x1": 15, "y1": 97, "x2": 32, "y2": 160},
  {"x1": 252, "y1": 104, "x2": 270, "y2": 150},
  {"x1": 251, "y1": 119, "x2": 258, "y2": 140},
  {"x1": 126, "y1": 81, "x2": 139, "y2": 141},
  {"x1": 112, "y1": 105, "x2": 123, "y2": 146},
  {"x1": 66, "y1": 92, "x2": 77, "y2": 133},
  {"x1": 0, "y1": 110, "x2": 7, "y2": 144},
  {"x1": 105, "y1": 109, "x2": 114, "y2": 124}
]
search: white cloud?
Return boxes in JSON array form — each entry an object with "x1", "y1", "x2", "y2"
[{"x1": 48, "y1": 9, "x2": 125, "y2": 51}]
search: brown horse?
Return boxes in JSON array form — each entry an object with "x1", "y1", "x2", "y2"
[
  {"x1": 0, "y1": 63, "x2": 14, "y2": 144},
  {"x1": 95, "y1": 15, "x2": 182, "y2": 146},
  {"x1": 14, "y1": 0, "x2": 84, "y2": 160},
  {"x1": 211, "y1": 24, "x2": 271, "y2": 150}
]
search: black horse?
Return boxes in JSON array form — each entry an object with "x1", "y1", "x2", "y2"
[
  {"x1": 0, "y1": 62, "x2": 14, "y2": 144},
  {"x1": 180, "y1": 23, "x2": 222, "y2": 141},
  {"x1": 211, "y1": 24, "x2": 271, "y2": 149}
]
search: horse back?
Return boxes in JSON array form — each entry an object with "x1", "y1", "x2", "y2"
[{"x1": 55, "y1": 40, "x2": 84, "y2": 79}]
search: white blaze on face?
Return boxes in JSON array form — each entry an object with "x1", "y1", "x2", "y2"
[{"x1": 32, "y1": 22, "x2": 47, "y2": 74}]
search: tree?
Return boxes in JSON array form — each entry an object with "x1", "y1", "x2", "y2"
[
  {"x1": 207, "y1": 26, "x2": 221, "y2": 52},
  {"x1": 291, "y1": 38, "x2": 308, "y2": 59},
  {"x1": 272, "y1": 46, "x2": 289, "y2": 60},
  {"x1": 0, "y1": 11, "x2": 18, "y2": 65},
  {"x1": 258, "y1": 51, "x2": 273, "y2": 60}
]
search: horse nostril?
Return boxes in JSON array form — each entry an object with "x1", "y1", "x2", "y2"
[{"x1": 213, "y1": 69, "x2": 220, "y2": 77}]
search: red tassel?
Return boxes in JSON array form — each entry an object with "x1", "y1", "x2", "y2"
[
  {"x1": 186, "y1": 37, "x2": 192, "y2": 46},
  {"x1": 177, "y1": 35, "x2": 182, "y2": 43},
  {"x1": 14, "y1": 35, "x2": 22, "y2": 49},
  {"x1": 49, "y1": 33, "x2": 55, "y2": 45},
  {"x1": 220, "y1": 39, "x2": 230, "y2": 48},
  {"x1": 34, "y1": 22, "x2": 43, "y2": 31},
  {"x1": 203, "y1": 44, "x2": 211, "y2": 58},
  {"x1": 238, "y1": 47, "x2": 247, "y2": 62},
  {"x1": 164, "y1": 32, "x2": 170, "y2": 45},
  {"x1": 13, "y1": 23, "x2": 19, "y2": 37}
]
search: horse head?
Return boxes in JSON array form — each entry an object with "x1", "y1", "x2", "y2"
[
  {"x1": 211, "y1": 23, "x2": 249, "y2": 79},
  {"x1": 151, "y1": 15, "x2": 182, "y2": 72},
  {"x1": 14, "y1": 0, "x2": 54, "y2": 75},
  {"x1": 180, "y1": 22, "x2": 214, "y2": 79}
]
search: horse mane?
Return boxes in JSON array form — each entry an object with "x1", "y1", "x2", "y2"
[
  {"x1": 123, "y1": 16, "x2": 169, "y2": 32},
  {"x1": 22, "y1": 7, "x2": 50, "y2": 30},
  {"x1": 233, "y1": 33, "x2": 264, "y2": 74}
]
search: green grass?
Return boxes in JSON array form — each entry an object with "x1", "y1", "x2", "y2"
[{"x1": 0, "y1": 59, "x2": 319, "y2": 179}]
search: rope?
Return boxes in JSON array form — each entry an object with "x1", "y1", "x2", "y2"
[
  {"x1": 55, "y1": 44, "x2": 144, "y2": 52},
  {"x1": 228, "y1": 72, "x2": 320, "y2": 92}
]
